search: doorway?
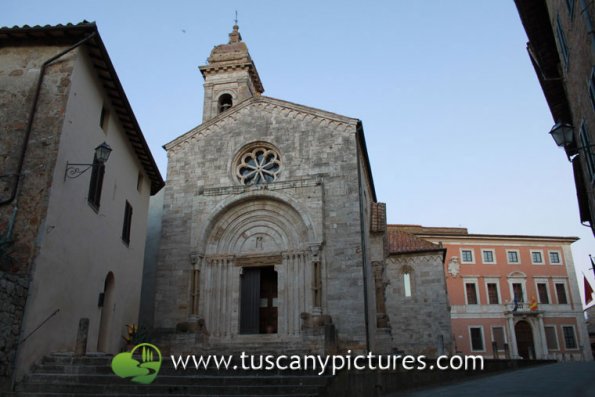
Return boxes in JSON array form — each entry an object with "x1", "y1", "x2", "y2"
[
  {"x1": 97, "y1": 272, "x2": 115, "y2": 352},
  {"x1": 515, "y1": 320, "x2": 535, "y2": 359},
  {"x1": 239, "y1": 266, "x2": 277, "y2": 334}
]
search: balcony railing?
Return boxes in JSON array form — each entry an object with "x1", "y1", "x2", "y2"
[{"x1": 508, "y1": 301, "x2": 540, "y2": 313}]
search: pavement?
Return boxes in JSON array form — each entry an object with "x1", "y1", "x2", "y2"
[{"x1": 386, "y1": 361, "x2": 595, "y2": 397}]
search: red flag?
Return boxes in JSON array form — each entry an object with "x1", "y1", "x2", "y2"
[{"x1": 585, "y1": 276, "x2": 594, "y2": 305}]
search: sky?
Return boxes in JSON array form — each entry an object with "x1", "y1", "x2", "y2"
[{"x1": 3, "y1": 1, "x2": 594, "y2": 306}]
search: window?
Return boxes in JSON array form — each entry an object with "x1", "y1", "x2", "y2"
[
  {"x1": 545, "y1": 326, "x2": 559, "y2": 350},
  {"x1": 218, "y1": 93, "x2": 233, "y2": 114},
  {"x1": 549, "y1": 251, "x2": 561, "y2": 264},
  {"x1": 403, "y1": 272, "x2": 412, "y2": 297},
  {"x1": 562, "y1": 326, "x2": 577, "y2": 349},
  {"x1": 99, "y1": 105, "x2": 109, "y2": 131},
  {"x1": 512, "y1": 283, "x2": 524, "y2": 302},
  {"x1": 482, "y1": 249, "x2": 495, "y2": 264},
  {"x1": 555, "y1": 283, "x2": 568, "y2": 304},
  {"x1": 492, "y1": 327, "x2": 505, "y2": 351},
  {"x1": 556, "y1": 14, "x2": 570, "y2": 69},
  {"x1": 487, "y1": 283, "x2": 500, "y2": 304},
  {"x1": 461, "y1": 249, "x2": 474, "y2": 263},
  {"x1": 580, "y1": 123, "x2": 595, "y2": 181},
  {"x1": 537, "y1": 283, "x2": 549, "y2": 304},
  {"x1": 121, "y1": 201, "x2": 133, "y2": 245},
  {"x1": 470, "y1": 327, "x2": 484, "y2": 351},
  {"x1": 507, "y1": 250, "x2": 519, "y2": 264},
  {"x1": 466, "y1": 283, "x2": 478, "y2": 305},
  {"x1": 88, "y1": 156, "x2": 105, "y2": 210},
  {"x1": 531, "y1": 251, "x2": 543, "y2": 264},
  {"x1": 137, "y1": 171, "x2": 144, "y2": 193},
  {"x1": 236, "y1": 145, "x2": 281, "y2": 185}
]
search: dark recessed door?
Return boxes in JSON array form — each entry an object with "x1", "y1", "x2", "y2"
[
  {"x1": 240, "y1": 267, "x2": 260, "y2": 334},
  {"x1": 515, "y1": 320, "x2": 534, "y2": 359}
]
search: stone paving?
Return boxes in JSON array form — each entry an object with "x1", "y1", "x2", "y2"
[{"x1": 388, "y1": 361, "x2": 595, "y2": 397}]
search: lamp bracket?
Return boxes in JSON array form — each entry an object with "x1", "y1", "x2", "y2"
[{"x1": 64, "y1": 162, "x2": 95, "y2": 181}]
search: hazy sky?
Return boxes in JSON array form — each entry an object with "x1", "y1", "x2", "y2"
[{"x1": 3, "y1": 1, "x2": 594, "y2": 305}]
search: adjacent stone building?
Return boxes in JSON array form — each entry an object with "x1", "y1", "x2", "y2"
[
  {"x1": 384, "y1": 226, "x2": 453, "y2": 356},
  {"x1": 0, "y1": 22, "x2": 164, "y2": 388},
  {"x1": 150, "y1": 25, "x2": 453, "y2": 356},
  {"x1": 515, "y1": 0, "x2": 595, "y2": 235}
]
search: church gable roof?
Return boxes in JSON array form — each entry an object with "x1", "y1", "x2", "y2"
[{"x1": 163, "y1": 95, "x2": 359, "y2": 151}]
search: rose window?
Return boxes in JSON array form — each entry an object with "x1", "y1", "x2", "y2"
[{"x1": 236, "y1": 147, "x2": 281, "y2": 185}]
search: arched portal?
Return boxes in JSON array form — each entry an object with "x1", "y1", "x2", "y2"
[
  {"x1": 197, "y1": 197, "x2": 317, "y2": 340},
  {"x1": 515, "y1": 320, "x2": 535, "y2": 359},
  {"x1": 97, "y1": 272, "x2": 115, "y2": 352}
]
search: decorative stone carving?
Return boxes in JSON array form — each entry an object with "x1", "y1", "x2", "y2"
[{"x1": 447, "y1": 256, "x2": 460, "y2": 277}]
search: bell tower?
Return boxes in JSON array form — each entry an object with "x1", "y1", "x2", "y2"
[{"x1": 199, "y1": 24, "x2": 264, "y2": 122}]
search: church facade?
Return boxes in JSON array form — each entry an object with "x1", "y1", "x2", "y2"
[{"x1": 152, "y1": 25, "x2": 450, "y2": 355}]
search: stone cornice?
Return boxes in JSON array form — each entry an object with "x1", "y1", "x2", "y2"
[{"x1": 163, "y1": 96, "x2": 358, "y2": 152}]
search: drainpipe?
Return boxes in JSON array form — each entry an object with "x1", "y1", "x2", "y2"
[
  {"x1": 9, "y1": 32, "x2": 97, "y2": 391},
  {"x1": 355, "y1": 125, "x2": 371, "y2": 353},
  {"x1": 1, "y1": 31, "x2": 97, "y2": 208}
]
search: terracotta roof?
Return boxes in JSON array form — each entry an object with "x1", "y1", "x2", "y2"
[
  {"x1": 393, "y1": 224, "x2": 468, "y2": 236},
  {"x1": 389, "y1": 224, "x2": 579, "y2": 243},
  {"x1": 0, "y1": 21, "x2": 165, "y2": 195},
  {"x1": 387, "y1": 228, "x2": 442, "y2": 254}
]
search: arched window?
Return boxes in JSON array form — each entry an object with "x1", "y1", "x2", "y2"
[
  {"x1": 403, "y1": 273, "x2": 412, "y2": 297},
  {"x1": 218, "y1": 93, "x2": 233, "y2": 114},
  {"x1": 401, "y1": 265, "x2": 414, "y2": 297}
]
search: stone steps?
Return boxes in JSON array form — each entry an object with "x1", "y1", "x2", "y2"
[{"x1": 15, "y1": 353, "x2": 332, "y2": 397}]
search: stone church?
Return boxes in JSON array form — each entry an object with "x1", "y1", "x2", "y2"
[{"x1": 150, "y1": 25, "x2": 451, "y2": 355}]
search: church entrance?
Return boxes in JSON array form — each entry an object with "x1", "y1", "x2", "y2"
[
  {"x1": 239, "y1": 266, "x2": 277, "y2": 334},
  {"x1": 515, "y1": 320, "x2": 535, "y2": 359}
]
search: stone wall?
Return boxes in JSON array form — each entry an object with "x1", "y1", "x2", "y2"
[
  {"x1": 0, "y1": 47, "x2": 74, "y2": 383},
  {"x1": 546, "y1": 0, "x2": 595, "y2": 230},
  {"x1": 385, "y1": 252, "x2": 453, "y2": 356},
  {"x1": 0, "y1": 273, "x2": 27, "y2": 389},
  {"x1": 0, "y1": 45, "x2": 75, "y2": 388}
]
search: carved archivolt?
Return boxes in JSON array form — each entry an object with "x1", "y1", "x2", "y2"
[{"x1": 204, "y1": 197, "x2": 310, "y2": 256}]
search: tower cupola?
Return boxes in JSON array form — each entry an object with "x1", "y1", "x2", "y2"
[{"x1": 199, "y1": 25, "x2": 264, "y2": 121}]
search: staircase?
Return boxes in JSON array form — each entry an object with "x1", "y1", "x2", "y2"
[{"x1": 15, "y1": 352, "x2": 333, "y2": 397}]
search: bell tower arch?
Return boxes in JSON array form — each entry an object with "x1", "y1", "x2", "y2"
[{"x1": 199, "y1": 24, "x2": 264, "y2": 122}]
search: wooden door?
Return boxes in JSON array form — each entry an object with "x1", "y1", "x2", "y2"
[
  {"x1": 240, "y1": 267, "x2": 260, "y2": 334},
  {"x1": 515, "y1": 320, "x2": 534, "y2": 359}
]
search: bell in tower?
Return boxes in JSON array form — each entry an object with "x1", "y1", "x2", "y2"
[{"x1": 199, "y1": 24, "x2": 264, "y2": 122}]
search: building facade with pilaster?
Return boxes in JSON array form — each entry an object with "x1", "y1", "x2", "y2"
[{"x1": 398, "y1": 225, "x2": 592, "y2": 361}]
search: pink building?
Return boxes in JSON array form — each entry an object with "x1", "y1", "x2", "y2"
[{"x1": 396, "y1": 225, "x2": 592, "y2": 361}]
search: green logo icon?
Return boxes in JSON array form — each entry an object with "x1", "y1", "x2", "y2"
[{"x1": 111, "y1": 343, "x2": 162, "y2": 384}]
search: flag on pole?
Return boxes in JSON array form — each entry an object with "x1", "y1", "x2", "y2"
[{"x1": 585, "y1": 276, "x2": 594, "y2": 305}]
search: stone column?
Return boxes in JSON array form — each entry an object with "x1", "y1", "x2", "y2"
[
  {"x1": 189, "y1": 253, "x2": 203, "y2": 317},
  {"x1": 206, "y1": 256, "x2": 233, "y2": 339},
  {"x1": 537, "y1": 314, "x2": 548, "y2": 359},
  {"x1": 282, "y1": 251, "x2": 308, "y2": 336},
  {"x1": 506, "y1": 314, "x2": 519, "y2": 359},
  {"x1": 309, "y1": 244, "x2": 322, "y2": 315}
]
